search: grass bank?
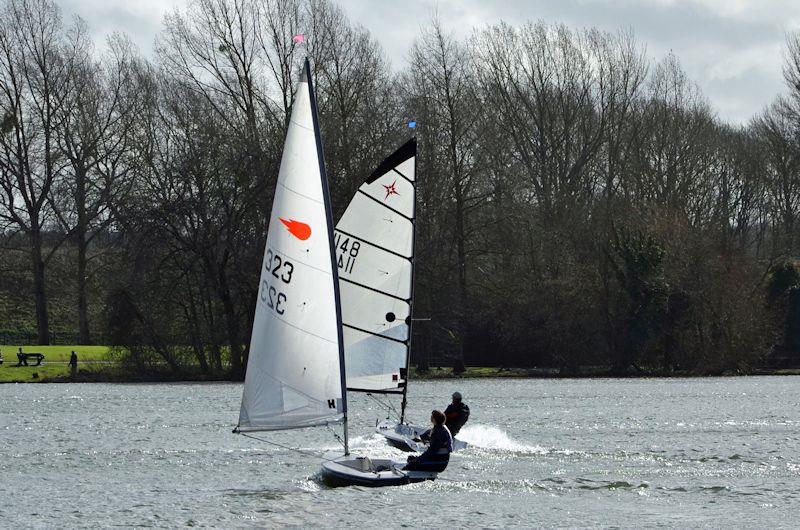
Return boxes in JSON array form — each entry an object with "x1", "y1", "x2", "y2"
[
  {"x1": 411, "y1": 366, "x2": 560, "y2": 379},
  {"x1": 0, "y1": 344, "x2": 235, "y2": 383},
  {"x1": 0, "y1": 344, "x2": 111, "y2": 362},
  {"x1": 411, "y1": 365, "x2": 800, "y2": 379},
  {"x1": 0, "y1": 345, "x2": 112, "y2": 383},
  {"x1": 3, "y1": 346, "x2": 799, "y2": 383}
]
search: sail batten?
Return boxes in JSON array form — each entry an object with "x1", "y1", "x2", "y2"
[
  {"x1": 335, "y1": 138, "x2": 417, "y2": 393},
  {"x1": 343, "y1": 323, "x2": 408, "y2": 344},
  {"x1": 334, "y1": 229, "x2": 413, "y2": 261},
  {"x1": 356, "y1": 189, "x2": 414, "y2": 220}
]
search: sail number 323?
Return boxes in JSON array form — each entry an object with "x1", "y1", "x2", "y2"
[{"x1": 261, "y1": 248, "x2": 293, "y2": 315}]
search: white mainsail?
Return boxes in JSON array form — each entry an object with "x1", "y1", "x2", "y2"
[
  {"x1": 335, "y1": 139, "x2": 416, "y2": 393},
  {"x1": 237, "y1": 62, "x2": 345, "y2": 432}
]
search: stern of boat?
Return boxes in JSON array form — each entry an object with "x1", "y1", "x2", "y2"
[{"x1": 320, "y1": 453, "x2": 437, "y2": 488}]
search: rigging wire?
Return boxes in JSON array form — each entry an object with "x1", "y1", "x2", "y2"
[
  {"x1": 366, "y1": 392, "x2": 403, "y2": 423},
  {"x1": 325, "y1": 424, "x2": 347, "y2": 450},
  {"x1": 237, "y1": 432, "x2": 341, "y2": 462}
]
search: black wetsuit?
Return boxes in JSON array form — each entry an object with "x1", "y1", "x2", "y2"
[
  {"x1": 444, "y1": 401, "x2": 470, "y2": 437},
  {"x1": 404, "y1": 424, "x2": 452, "y2": 472}
]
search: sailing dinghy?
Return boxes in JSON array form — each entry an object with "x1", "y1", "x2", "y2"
[
  {"x1": 234, "y1": 59, "x2": 438, "y2": 487},
  {"x1": 334, "y1": 138, "x2": 467, "y2": 453}
]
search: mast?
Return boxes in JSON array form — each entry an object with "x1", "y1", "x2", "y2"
[
  {"x1": 305, "y1": 58, "x2": 349, "y2": 455},
  {"x1": 400, "y1": 130, "x2": 418, "y2": 424}
]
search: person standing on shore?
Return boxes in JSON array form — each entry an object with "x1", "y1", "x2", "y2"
[{"x1": 69, "y1": 351, "x2": 78, "y2": 379}]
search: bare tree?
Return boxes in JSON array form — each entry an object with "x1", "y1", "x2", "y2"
[
  {"x1": 307, "y1": 0, "x2": 397, "y2": 212},
  {"x1": 405, "y1": 17, "x2": 485, "y2": 371},
  {"x1": 0, "y1": 0, "x2": 81, "y2": 344},
  {"x1": 753, "y1": 97, "x2": 800, "y2": 255},
  {"x1": 629, "y1": 54, "x2": 717, "y2": 224},
  {"x1": 50, "y1": 33, "x2": 144, "y2": 344}
]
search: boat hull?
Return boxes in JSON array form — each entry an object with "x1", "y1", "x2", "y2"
[
  {"x1": 375, "y1": 419, "x2": 468, "y2": 452},
  {"x1": 320, "y1": 453, "x2": 437, "y2": 487}
]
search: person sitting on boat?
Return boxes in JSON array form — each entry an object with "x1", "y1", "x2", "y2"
[
  {"x1": 404, "y1": 410, "x2": 452, "y2": 472},
  {"x1": 444, "y1": 391, "x2": 470, "y2": 437}
]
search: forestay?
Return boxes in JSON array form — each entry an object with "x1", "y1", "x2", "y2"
[
  {"x1": 237, "y1": 66, "x2": 344, "y2": 432},
  {"x1": 335, "y1": 139, "x2": 416, "y2": 393}
]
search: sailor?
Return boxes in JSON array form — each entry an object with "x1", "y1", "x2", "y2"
[
  {"x1": 404, "y1": 410, "x2": 452, "y2": 472},
  {"x1": 418, "y1": 391, "x2": 471, "y2": 444},
  {"x1": 444, "y1": 391, "x2": 470, "y2": 437}
]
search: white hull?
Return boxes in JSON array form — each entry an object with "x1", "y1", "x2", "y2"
[
  {"x1": 320, "y1": 453, "x2": 437, "y2": 487},
  {"x1": 375, "y1": 419, "x2": 468, "y2": 453}
]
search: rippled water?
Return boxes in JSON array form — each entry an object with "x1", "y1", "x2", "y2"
[{"x1": 1, "y1": 377, "x2": 799, "y2": 528}]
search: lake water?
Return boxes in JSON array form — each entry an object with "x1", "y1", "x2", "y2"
[{"x1": 1, "y1": 377, "x2": 799, "y2": 528}]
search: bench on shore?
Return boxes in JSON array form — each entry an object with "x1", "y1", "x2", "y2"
[{"x1": 16, "y1": 349, "x2": 45, "y2": 366}]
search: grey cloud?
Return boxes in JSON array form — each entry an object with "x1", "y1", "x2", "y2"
[
  {"x1": 339, "y1": 0, "x2": 797, "y2": 123},
  {"x1": 57, "y1": 0, "x2": 799, "y2": 123}
]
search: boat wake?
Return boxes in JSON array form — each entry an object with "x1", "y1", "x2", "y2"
[
  {"x1": 456, "y1": 425, "x2": 546, "y2": 454},
  {"x1": 318, "y1": 432, "x2": 399, "y2": 457}
]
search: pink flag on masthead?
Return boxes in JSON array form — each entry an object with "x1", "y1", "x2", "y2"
[{"x1": 293, "y1": 34, "x2": 305, "y2": 43}]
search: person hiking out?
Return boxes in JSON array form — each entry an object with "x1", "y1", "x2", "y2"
[
  {"x1": 404, "y1": 410, "x2": 452, "y2": 473},
  {"x1": 444, "y1": 391, "x2": 470, "y2": 437},
  {"x1": 418, "y1": 391, "x2": 471, "y2": 443}
]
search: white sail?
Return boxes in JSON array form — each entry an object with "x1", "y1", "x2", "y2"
[
  {"x1": 335, "y1": 139, "x2": 416, "y2": 392},
  {"x1": 237, "y1": 64, "x2": 344, "y2": 432}
]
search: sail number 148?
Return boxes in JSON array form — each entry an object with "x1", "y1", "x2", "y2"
[{"x1": 334, "y1": 232, "x2": 360, "y2": 274}]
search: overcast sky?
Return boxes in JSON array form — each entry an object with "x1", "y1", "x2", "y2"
[{"x1": 57, "y1": 0, "x2": 800, "y2": 124}]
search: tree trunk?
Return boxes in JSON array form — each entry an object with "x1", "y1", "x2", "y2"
[
  {"x1": 184, "y1": 299, "x2": 209, "y2": 375},
  {"x1": 77, "y1": 236, "x2": 90, "y2": 343},
  {"x1": 75, "y1": 166, "x2": 91, "y2": 344},
  {"x1": 29, "y1": 227, "x2": 50, "y2": 345},
  {"x1": 453, "y1": 179, "x2": 467, "y2": 374},
  {"x1": 217, "y1": 268, "x2": 243, "y2": 379}
]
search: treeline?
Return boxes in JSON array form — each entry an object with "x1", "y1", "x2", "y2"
[{"x1": 1, "y1": 0, "x2": 799, "y2": 377}]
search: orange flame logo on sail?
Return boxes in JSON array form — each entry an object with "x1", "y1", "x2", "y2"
[{"x1": 279, "y1": 218, "x2": 312, "y2": 240}]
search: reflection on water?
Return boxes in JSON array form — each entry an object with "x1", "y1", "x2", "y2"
[{"x1": 1, "y1": 377, "x2": 800, "y2": 527}]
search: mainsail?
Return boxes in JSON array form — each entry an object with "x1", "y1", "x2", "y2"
[
  {"x1": 237, "y1": 61, "x2": 346, "y2": 433},
  {"x1": 335, "y1": 139, "x2": 417, "y2": 394}
]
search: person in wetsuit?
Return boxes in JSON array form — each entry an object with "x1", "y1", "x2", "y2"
[
  {"x1": 418, "y1": 391, "x2": 471, "y2": 444},
  {"x1": 404, "y1": 410, "x2": 452, "y2": 472},
  {"x1": 444, "y1": 391, "x2": 470, "y2": 437}
]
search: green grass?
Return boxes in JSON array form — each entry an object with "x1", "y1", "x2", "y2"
[
  {"x1": 0, "y1": 345, "x2": 111, "y2": 362},
  {"x1": 0, "y1": 361, "x2": 110, "y2": 383},
  {"x1": 0, "y1": 345, "x2": 113, "y2": 382},
  {"x1": 411, "y1": 366, "x2": 539, "y2": 379}
]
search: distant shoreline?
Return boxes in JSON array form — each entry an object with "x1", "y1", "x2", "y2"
[
  {"x1": 4, "y1": 345, "x2": 800, "y2": 383},
  {"x1": 411, "y1": 366, "x2": 800, "y2": 379},
  {"x1": 2, "y1": 364, "x2": 800, "y2": 384}
]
